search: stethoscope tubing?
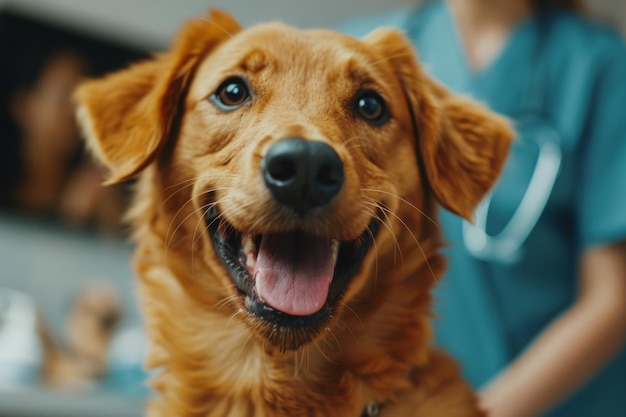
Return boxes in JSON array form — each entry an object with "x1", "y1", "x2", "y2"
[{"x1": 461, "y1": 13, "x2": 562, "y2": 264}]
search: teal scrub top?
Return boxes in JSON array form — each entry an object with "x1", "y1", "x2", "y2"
[{"x1": 341, "y1": 2, "x2": 626, "y2": 416}]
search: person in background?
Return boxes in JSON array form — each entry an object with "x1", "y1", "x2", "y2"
[
  {"x1": 1, "y1": 45, "x2": 125, "y2": 232},
  {"x1": 342, "y1": 1, "x2": 626, "y2": 416},
  {"x1": 0, "y1": 11, "x2": 145, "y2": 233},
  {"x1": 6, "y1": 49, "x2": 120, "y2": 227}
]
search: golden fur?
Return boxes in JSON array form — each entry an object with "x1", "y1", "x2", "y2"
[{"x1": 75, "y1": 10, "x2": 513, "y2": 417}]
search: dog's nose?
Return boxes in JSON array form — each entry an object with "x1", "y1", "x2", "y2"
[{"x1": 262, "y1": 138, "x2": 344, "y2": 215}]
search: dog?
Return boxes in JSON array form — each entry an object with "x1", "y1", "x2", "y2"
[
  {"x1": 75, "y1": 10, "x2": 512, "y2": 417},
  {"x1": 38, "y1": 282, "x2": 122, "y2": 388}
]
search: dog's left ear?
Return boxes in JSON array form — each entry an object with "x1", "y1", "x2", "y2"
[
  {"x1": 362, "y1": 29, "x2": 514, "y2": 220},
  {"x1": 74, "y1": 10, "x2": 242, "y2": 183}
]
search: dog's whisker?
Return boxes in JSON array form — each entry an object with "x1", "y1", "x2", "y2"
[
  {"x1": 159, "y1": 182, "x2": 195, "y2": 209},
  {"x1": 189, "y1": 192, "x2": 265, "y2": 279},
  {"x1": 292, "y1": 351, "x2": 300, "y2": 379},
  {"x1": 325, "y1": 327, "x2": 343, "y2": 355},
  {"x1": 188, "y1": 194, "x2": 254, "y2": 281},
  {"x1": 226, "y1": 308, "x2": 246, "y2": 329},
  {"x1": 161, "y1": 177, "x2": 239, "y2": 208},
  {"x1": 361, "y1": 188, "x2": 440, "y2": 228},
  {"x1": 363, "y1": 200, "x2": 402, "y2": 266},
  {"x1": 303, "y1": 346, "x2": 312, "y2": 375},
  {"x1": 161, "y1": 177, "x2": 198, "y2": 194},
  {"x1": 369, "y1": 50, "x2": 417, "y2": 68},
  {"x1": 357, "y1": 213, "x2": 382, "y2": 296},
  {"x1": 305, "y1": 347, "x2": 311, "y2": 375},
  {"x1": 292, "y1": 347, "x2": 310, "y2": 380},
  {"x1": 160, "y1": 177, "x2": 240, "y2": 211},
  {"x1": 340, "y1": 304, "x2": 366, "y2": 336},
  {"x1": 361, "y1": 201, "x2": 405, "y2": 284},
  {"x1": 311, "y1": 339, "x2": 338, "y2": 366},
  {"x1": 342, "y1": 135, "x2": 368, "y2": 153},
  {"x1": 190, "y1": 202, "x2": 230, "y2": 278},
  {"x1": 212, "y1": 294, "x2": 241, "y2": 312},
  {"x1": 374, "y1": 202, "x2": 439, "y2": 284},
  {"x1": 190, "y1": 217, "x2": 222, "y2": 272},
  {"x1": 163, "y1": 186, "x2": 238, "y2": 256},
  {"x1": 234, "y1": 331, "x2": 255, "y2": 364},
  {"x1": 289, "y1": 351, "x2": 299, "y2": 381},
  {"x1": 195, "y1": 16, "x2": 238, "y2": 38},
  {"x1": 189, "y1": 199, "x2": 235, "y2": 278},
  {"x1": 187, "y1": 192, "x2": 241, "y2": 242},
  {"x1": 188, "y1": 195, "x2": 259, "y2": 254},
  {"x1": 164, "y1": 196, "x2": 201, "y2": 254},
  {"x1": 363, "y1": 201, "x2": 407, "y2": 282},
  {"x1": 172, "y1": 202, "x2": 217, "y2": 255},
  {"x1": 194, "y1": 185, "x2": 240, "y2": 200}
]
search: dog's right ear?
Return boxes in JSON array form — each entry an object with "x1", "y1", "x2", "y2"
[
  {"x1": 363, "y1": 29, "x2": 513, "y2": 220},
  {"x1": 74, "y1": 10, "x2": 241, "y2": 183}
]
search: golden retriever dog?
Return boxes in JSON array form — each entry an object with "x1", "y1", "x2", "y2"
[{"x1": 75, "y1": 10, "x2": 512, "y2": 417}]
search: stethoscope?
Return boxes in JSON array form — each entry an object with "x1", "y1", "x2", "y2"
[
  {"x1": 462, "y1": 116, "x2": 562, "y2": 264},
  {"x1": 461, "y1": 14, "x2": 562, "y2": 264}
]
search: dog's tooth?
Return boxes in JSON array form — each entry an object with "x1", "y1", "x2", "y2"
[
  {"x1": 255, "y1": 272, "x2": 264, "y2": 301},
  {"x1": 242, "y1": 234, "x2": 257, "y2": 271},
  {"x1": 246, "y1": 252, "x2": 257, "y2": 272},
  {"x1": 242, "y1": 234, "x2": 255, "y2": 253},
  {"x1": 331, "y1": 239, "x2": 340, "y2": 265}
]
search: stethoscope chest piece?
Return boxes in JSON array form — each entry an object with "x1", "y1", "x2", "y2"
[{"x1": 463, "y1": 115, "x2": 562, "y2": 264}]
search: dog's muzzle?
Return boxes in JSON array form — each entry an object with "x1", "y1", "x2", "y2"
[{"x1": 205, "y1": 137, "x2": 380, "y2": 350}]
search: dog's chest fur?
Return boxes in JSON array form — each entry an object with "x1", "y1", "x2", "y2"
[{"x1": 137, "y1": 234, "x2": 438, "y2": 417}]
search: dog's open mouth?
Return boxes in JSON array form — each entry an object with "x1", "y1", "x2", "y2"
[{"x1": 206, "y1": 207, "x2": 379, "y2": 331}]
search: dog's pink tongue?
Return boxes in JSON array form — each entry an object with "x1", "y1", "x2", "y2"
[{"x1": 254, "y1": 233, "x2": 334, "y2": 316}]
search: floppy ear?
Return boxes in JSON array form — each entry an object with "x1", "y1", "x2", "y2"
[
  {"x1": 362, "y1": 29, "x2": 514, "y2": 220},
  {"x1": 74, "y1": 10, "x2": 242, "y2": 183}
]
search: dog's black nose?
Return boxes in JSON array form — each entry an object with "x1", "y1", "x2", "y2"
[{"x1": 262, "y1": 138, "x2": 344, "y2": 215}]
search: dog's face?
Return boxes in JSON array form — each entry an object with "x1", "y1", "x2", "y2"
[{"x1": 75, "y1": 11, "x2": 511, "y2": 352}]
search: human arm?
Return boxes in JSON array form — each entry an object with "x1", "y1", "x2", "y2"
[{"x1": 479, "y1": 241, "x2": 626, "y2": 417}]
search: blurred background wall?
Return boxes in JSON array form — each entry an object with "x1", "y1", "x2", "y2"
[
  {"x1": 2, "y1": 0, "x2": 624, "y2": 51},
  {"x1": 0, "y1": 0, "x2": 417, "y2": 49}
]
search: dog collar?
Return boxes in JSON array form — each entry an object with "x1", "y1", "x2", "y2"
[{"x1": 362, "y1": 401, "x2": 383, "y2": 417}]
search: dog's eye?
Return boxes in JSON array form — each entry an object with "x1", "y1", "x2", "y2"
[
  {"x1": 355, "y1": 90, "x2": 389, "y2": 125},
  {"x1": 210, "y1": 77, "x2": 251, "y2": 110}
]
